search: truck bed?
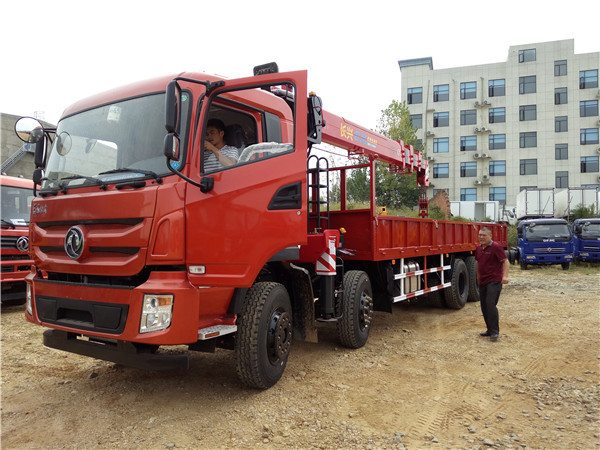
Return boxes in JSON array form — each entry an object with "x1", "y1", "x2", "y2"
[{"x1": 328, "y1": 210, "x2": 507, "y2": 261}]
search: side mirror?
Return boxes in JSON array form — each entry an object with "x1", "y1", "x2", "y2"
[
  {"x1": 15, "y1": 117, "x2": 44, "y2": 143},
  {"x1": 163, "y1": 133, "x2": 180, "y2": 161},
  {"x1": 307, "y1": 93, "x2": 324, "y2": 145},
  {"x1": 165, "y1": 80, "x2": 181, "y2": 135},
  {"x1": 33, "y1": 168, "x2": 44, "y2": 186}
]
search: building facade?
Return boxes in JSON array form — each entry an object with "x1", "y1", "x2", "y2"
[{"x1": 398, "y1": 39, "x2": 599, "y2": 208}]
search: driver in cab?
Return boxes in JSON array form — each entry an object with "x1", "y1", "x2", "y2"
[{"x1": 203, "y1": 118, "x2": 239, "y2": 171}]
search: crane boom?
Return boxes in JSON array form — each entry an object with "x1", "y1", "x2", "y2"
[{"x1": 320, "y1": 110, "x2": 429, "y2": 187}]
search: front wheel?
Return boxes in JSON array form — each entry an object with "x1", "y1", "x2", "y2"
[
  {"x1": 235, "y1": 282, "x2": 293, "y2": 389},
  {"x1": 337, "y1": 270, "x2": 373, "y2": 349},
  {"x1": 561, "y1": 262, "x2": 570, "y2": 270}
]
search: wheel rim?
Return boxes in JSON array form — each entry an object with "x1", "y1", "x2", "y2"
[
  {"x1": 358, "y1": 290, "x2": 374, "y2": 331},
  {"x1": 267, "y1": 309, "x2": 292, "y2": 364}
]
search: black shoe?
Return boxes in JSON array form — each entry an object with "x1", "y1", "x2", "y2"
[
  {"x1": 480, "y1": 331, "x2": 490, "y2": 337},
  {"x1": 490, "y1": 334, "x2": 499, "y2": 341}
]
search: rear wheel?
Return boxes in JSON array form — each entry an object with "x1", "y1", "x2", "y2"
[
  {"x1": 465, "y1": 256, "x2": 479, "y2": 302},
  {"x1": 443, "y1": 258, "x2": 469, "y2": 309},
  {"x1": 235, "y1": 282, "x2": 292, "y2": 389},
  {"x1": 337, "y1": 270, "x2": 373, "y2": 349}
]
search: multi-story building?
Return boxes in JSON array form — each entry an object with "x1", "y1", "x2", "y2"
[{"x1": 398, "y1": 39, "x2": 599, "y2": 208}]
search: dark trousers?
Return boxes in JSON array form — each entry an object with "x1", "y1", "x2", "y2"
[{"x1": 479, "y1": 281, "x2": 502, "y2": 335}]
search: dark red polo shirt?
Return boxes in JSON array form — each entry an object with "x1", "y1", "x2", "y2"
[{"x1": 475, "y1": 241, "x2": 506, "y2": 285}]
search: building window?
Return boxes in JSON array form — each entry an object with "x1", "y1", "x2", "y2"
[
  {"x1": 520, "y1": 159, "x2": 538, "y2": 175},
  {"x1": 519, "y1": 49, "x2": 536, "y2": 63},
  {"x1": 555, "y1": 87, "x2": 568, "y2": 105},
  {"x1": 460, "y1": 136, "x2": 477, "y2": 151},
  {"x1": 490, "y1": 160, "x2": 506, "y2": 176},
  {"x1": 520, "y1": 132, "x2": 537, "y2": 148},
  {"x1": 433, "y1": 163, "x2": 449, "y2": 178},
  {"x1": 489, "y1": 107, "x2": 505, "y2": 123},
  {"x1": 581, "y1": 156, "x2": 599, "y2": 173},
  {"x1": 460, "y1": 161, "x2": 477, "y2": 177},
  {"x1": 519, "y1": 105, "x2": 537, "y2": 121},
  {"x1": 556, "y1": 171, "x2": 569, "y2": 188},
  {"x1": 433, "y1": 137, "x2": 449, "y2": 153},
  {"x1": 461, "y1": 188, "x2": 477, "y2": 201},
  {"x1": 580, "y1": 100, "x2": 599, "y2": 117},
  {"x1": 409, "y1": 114, "x2": 422, "y2": 129},
  {"x1": 460, "y1": 109, "x2": 477, "y2": 125},
  {"x1": 554, "y1": 60, "x2": 567, "y2": 76},
  {"x1": 519, "y1": 76, "x2": 536, "y2": 94},
  {"x1": 580, "y1": 70, "x2": 598, "y2": 89},
  {"x1": 433, "y1": 84, "x2": 449, "y2": 102},
  {"x1": 489, "y1": 134, "x2": 506, "y2": 150},
  {"x1": 489, "y1": 79, "x2": 505, "y2": 97},
  {"x1": 555, "y1": 116, "x2": 568, "y2": 132},
  {"x1": 407, "y1": 87, "x2": 423, "y2": 104},
  {"x1": 460, "y1": 81, "x2": 477, "y2": 99},
  {"x1": 555, "y1": 143, "x2": 568, "y2": 160},
  {"x1": 433, "y1": 112, "x2": 449, "y2": 127},
  {"x1": 489, "y1": 187, "x2": 506, "y2": 204},
  {"x1": 580, "y1": 128, "x2": 599, "y2": 145}
]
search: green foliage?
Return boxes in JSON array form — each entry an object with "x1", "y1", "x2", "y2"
[
  {"x1": 569, "y1": 204, "x2": 600, "y2": 221},
  {"x1": 346, "y1": 165, "x2": 370, "y2": 203},
  {"x1": 373, "y1": 100, "x2": 422, "y2": 209},
  {"x1": 427, "y1": 205, "x2": 445, "y2": 220},
  {"x1": 507, "y1": 224, "x2": 517, "y2": 248}
]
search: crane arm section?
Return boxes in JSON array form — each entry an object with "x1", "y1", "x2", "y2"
[{"x1": 320, "y1": 110, "x2": 429, "y2": 187}]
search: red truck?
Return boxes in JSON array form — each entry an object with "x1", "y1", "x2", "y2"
[
  {"x1": 15, "y1": 64, "x2": 506, "y2": 388},
  {"x1": 1, "y1": 175, "x2": 34, "y2": 305}
]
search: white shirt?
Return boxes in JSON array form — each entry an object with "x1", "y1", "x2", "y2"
[{"x1": 203, "y1": 145, "x2": 239, "y2": 172}]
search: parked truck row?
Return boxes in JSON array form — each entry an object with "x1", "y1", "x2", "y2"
[
  {"x1": 1, "y1": 175, "x2": 34, "y2": 305},
  {"x1": 13, "y1": 63, "x2": 508, "y2": 388}
]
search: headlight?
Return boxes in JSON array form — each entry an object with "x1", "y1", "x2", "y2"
[
  {"x1": 140, "y1": 294, "x2": 173, "y2": 333},
  {"x1": 26, "y1": 283, "x2": 32, "y2": 315}
]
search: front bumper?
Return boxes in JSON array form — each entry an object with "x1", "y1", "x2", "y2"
[{"x1": 43, "y1": 329, "x2": 189, "y2": 371}]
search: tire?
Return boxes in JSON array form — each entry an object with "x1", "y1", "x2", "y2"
[
  {"x1": 337, "y1": 270, "x2": 373, "y2": 349},
  {"x1": 561, "y1": 262, "x2": 570, "y2": 270},
  {"x1": 520, "y1": 260, "x2": 528, "y2": 270},
  {"x1": 443, "y1": 258, "x2": 469, "y2": 309},
  {"x1": 465, "y1": 256, "x2": 479, "y2": 303},
  {"x1": 235, "y1": 282, "x2": 293, "y2": 389}
]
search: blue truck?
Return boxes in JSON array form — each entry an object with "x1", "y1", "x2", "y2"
[
  {"x1": 516, "y1": 218, "x2": 574, "y2": 270},
  {"x1": 572, "y1": 218, "x2": 600, "y2": 263}
]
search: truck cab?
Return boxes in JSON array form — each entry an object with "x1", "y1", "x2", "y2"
[
  {"x1": 1, "y1": 175, "x2": 34, "y2": 305},
  {"x1": 572, "y1": 218, "x2": 600, "y2": 263},
  {"x1": 517, "y1": 218, "x2": 573, "y2": 270}
]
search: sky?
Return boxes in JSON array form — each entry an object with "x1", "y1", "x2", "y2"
[{"x1": 1, "y1": 0, "x2": 599, "y2": 130}]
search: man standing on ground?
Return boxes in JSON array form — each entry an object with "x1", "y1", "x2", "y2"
[{"x1": 475, "y1": 227, "x2": 510, "y2": 341}]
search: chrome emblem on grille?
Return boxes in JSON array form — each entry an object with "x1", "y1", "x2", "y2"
[
  {"x1": 16, "y1": 236, "x2": 29, "y2": 253},
  {"x1": 64, "y1": 226, "x2": 84, "y2": 259}
]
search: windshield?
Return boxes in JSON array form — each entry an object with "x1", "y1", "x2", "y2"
[
  {"x1": 580, "y1": 222, "x2": 600, "y2": 239},
  {"x1": 1, "y1": 185, "x2": 33, "y2": 226},
  {"x1": 44, "y1": 93, "x2": 184, "y2": 189},
  {"x1": 525, "y1": 223, "x2": 571, "y2": 242}
]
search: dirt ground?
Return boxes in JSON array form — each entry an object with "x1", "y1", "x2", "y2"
[{"x1": 1, "y1": 264, "x2": 599, "y2": 449}]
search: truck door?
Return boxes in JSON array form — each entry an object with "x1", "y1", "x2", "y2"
[{"x1": 185, "y1": 71, "x2": 309, "y2": 288}]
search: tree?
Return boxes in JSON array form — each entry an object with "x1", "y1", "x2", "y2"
[{"x1": 374, "y1": 100, "x2": 422, "y2": 209}]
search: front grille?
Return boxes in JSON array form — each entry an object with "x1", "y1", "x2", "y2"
[
  {"x1": 1, "y1": 236, "x2": 18, "y2": 249},
  {"x1": 1, "y1": 254, "x2": 31, "y2": 261},
  {"x1": 533, "y1": 247, "x2": 565, "y2": 254}
]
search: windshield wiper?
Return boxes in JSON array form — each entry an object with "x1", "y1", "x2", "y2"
[
  {"x1": 59, "y1": 174, "x2": 107, "y2": 191},
  {"x1": 99, "y1": 168, "x2": 163, "y2": 184},
  {"x1": 1, "y1": 218, "x2": 16, "y2": 229}
]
